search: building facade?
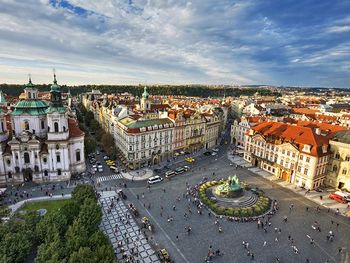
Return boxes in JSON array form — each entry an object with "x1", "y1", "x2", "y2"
[
  {"x1": 328, "y1": 130, "x2": 350, "y2": 190},
  {"x1": 244, "y1": 121, "x2": 345, "y2": 190},
  {"x1": 0, "y1": 76, "x2": 85, "y2": 186}
]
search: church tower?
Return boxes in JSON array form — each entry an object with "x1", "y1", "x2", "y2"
[
  {"x1": 47, "y1": 72, "x2": 69, "y2": 141},
  {"x1": 140, "y1": 86, "x2": 151, "y2": 112}
]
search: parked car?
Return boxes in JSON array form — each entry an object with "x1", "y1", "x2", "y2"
[
  {"x1": 103, "y1": 155, "x2": 109, "y2": 160},
  {"x1": 329, "y1": 193, "x2": 347, "y2": 204},
  {"x1": 165, "y1": 170, "x2": 176, "y2": 178},
  {"x1": 203, "y1": 151, "x2": 212, "y2": 156},
  {"x1": 212, "y1": 148, "x2": 219, "y2": 152},
  {"x1": 335, "y1": 191, "x2": 350, "y2": 202},
  {"x1": 185, "y1": 157, "x2": 195, "y2": 163},
  {"x1": 183, "y1": 165, "x2": 190, "y2": 171},
  {"x1": 148, "y1": 176, "x2": 163, "y2": 184},
  {"x1": 174, "y1": 167, "x2": 185, "y2": 174},
  {"x1": 211, "y1": 152, "x2": 218, "y2": 156}
]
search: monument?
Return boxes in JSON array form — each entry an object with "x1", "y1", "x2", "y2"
[{"x1": 215, "y1": 175, "x2": 243, "y2": 198}]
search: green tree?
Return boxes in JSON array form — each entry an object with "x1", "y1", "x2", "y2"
[
  {"x1": 95, "y1": 128, "x2": 105, "y2": 141},
  {"x1": 35, "y1": 227, "x2": 66, "y2": 263},
  {"x1": 60, "y1": 200, "x2": 80, "y2": 226},
  {"x1": 84, "y1": 137, "x2": 97, "y2": 155},
  {"x1": 77, "y1": 198, "x2": 102, "y2": 235},
  {"x1": 65, "y1": 220, "x2": 89, "y2": 254},
  {"x1": 71, "y1": 185, "x2": 96, "y2": 205},
  {"x1": 67, "y1": 247, "x2": 95, "y2": 263},
  {"x1": 101, "y1": 133, "x2": 115, "y2": 156},
  {"x1": 36, "y1": 210, "x2": 68, "y2": 242},
  {"x1": 0, "y1": 232, "x2": 32, "y2": 263}
]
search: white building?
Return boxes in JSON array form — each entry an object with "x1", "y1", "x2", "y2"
[{"x1": 0, "y1": 76, "x2": 85, "y2": 186}]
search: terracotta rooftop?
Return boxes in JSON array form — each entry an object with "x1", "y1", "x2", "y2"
[{"x1": 68, "y1": 118, "x2": 84, "y2": 138}]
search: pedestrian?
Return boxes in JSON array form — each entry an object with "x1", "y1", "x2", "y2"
[
  {"x1": 263, "y1": 241, "x2": 267, "y2": 247},
  {"x1": 288, "y1": 235, "x2": 291, "y2": 240},
  {"x1": 338, "y1": 247, "x2": 343, "y2": 254},
  {"x1": 176, "y1": 235, "x2": 179, "y2": 241},
  {"x1": 251, "y1": 253, "x2": 254, "y2": 260},
  {"x1": 275, "y1": 237, "x2": 278, "y2": 242}
]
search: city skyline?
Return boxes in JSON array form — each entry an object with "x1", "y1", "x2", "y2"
[{"x1": 0, "y1": 0, "x2": 350, "y2": 87}]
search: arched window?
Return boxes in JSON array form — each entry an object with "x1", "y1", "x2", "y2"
[
  {"x1": 342, "y1": 168, "x2": 347, "y2": 175},
  {"x1": 7, "y1": 172, "x2": 12, "y2": 179},
  {"x1": 24, "y1": 121, "x2": 30, "y2": 131},
  {"x1": 24, "y1": 152, "x2": 30, "y2": 163},
  {"x1": 333, "y1": 165, "x2": 338, "y2": 172},
  {"x1": 57, "y1": 169, "x2": 62, "y2": 176},
  {"x1": 335, "y1": 153, "x2": 340, "y2": 159},
  {"x1": 346, "y1": 156, "x2": 350, "y2": 162},
  {"x1": 76, "y1": 151, "x2": 81, "y2": 162},
  {"x1": 41, "y1": 119, "x2": 45, "y2": 129},
  {"x1": 44, "y1": 170, "x2": 48, "y2": 176},
  {"x1": 54, "y1": 122, "x2": 59, "y2": 133}
]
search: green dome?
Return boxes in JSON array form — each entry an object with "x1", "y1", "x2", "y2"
[{"x1": 12, "y1": 100, "x2": 49, "y2": 116}]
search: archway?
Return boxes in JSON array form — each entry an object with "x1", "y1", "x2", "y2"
[
  {"x1": 281, "y1": 171, "x2": 288, "y2": 181},
  {"x1": 23, "y1": 168, "x2": 33, "y2": 182},
  {"x1": 254, "y1": 159, "x2": 259, "y2": 167},
  {"x1": 153, "y1": 156, "x2": 159, "y2": 165}
]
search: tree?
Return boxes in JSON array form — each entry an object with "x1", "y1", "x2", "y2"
[
  {"x1": 77, "y1": 199, "x2": 102, "y2": 235},
  {"x1": 67, "y1": 247, "x2": 95, "y2": 263},
  {"x1": 65, "y1": 220, "x2": 89, "y2": 254},
  {"x1": 84, "y1": 137, "x2": 97, "y2": 155},
  {"x1": 0, "y1": 232, "x2": 32, "y2": 263},
  {"x1": 101, "y1": 133, "x2": 115, "y2": 156},
  {"x1": 36, "y1": 210, "x2": 68, "y2": 242},
  {"x1": 95, "y1": 128, "x2": 105, "y2": 141},
  {"x1": 35, "y1": 227, "x2": 66, "y2": 263},
  {"x1": 71, "y1": 185, "x2": 96, "y2": 205},
  {"x1": 60, "y1": 200, "x2": 80, "y2": 226}
]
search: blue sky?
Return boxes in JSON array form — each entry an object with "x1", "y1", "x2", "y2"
[{"x1": 0, "y1": 0, "x2": 349, "y2": 87}]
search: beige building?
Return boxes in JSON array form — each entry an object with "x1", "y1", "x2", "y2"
[
  {"x1": 244, "y1": 121, "x2": 345, "y2": 190},
  {"x1": 328, "y1": 130, "x2": 350, "y2": 190}
]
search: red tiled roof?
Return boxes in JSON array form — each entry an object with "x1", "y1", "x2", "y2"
[
  {"x1": 291, "y1": 108, "x2": 318, "y2": 115},
  {"x1": 68, "y1": 118, "x2": 84, "y2": 138},
  {"x1": 251, "y1": 121, "x2": 347, "y2": 157}
]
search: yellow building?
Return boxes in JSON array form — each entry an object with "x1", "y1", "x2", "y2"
[{"x1": 328, "y1": 130, "x2": 350, "y2": 190}]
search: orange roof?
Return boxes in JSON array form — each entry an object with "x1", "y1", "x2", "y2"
[
  {"x1": 291, "y1": 108, "x2": 318, "y2": 115},
  {"x1": 251, "y1": 121, "x2": 347, "y2": 157},
  {"x1": 68, "y1": 118, "x2": 84, "y2": 138}
]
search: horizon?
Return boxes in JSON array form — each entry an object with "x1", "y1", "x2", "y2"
[{"x1": 0, "y1": 1, "x2": 349, "y2": 87}]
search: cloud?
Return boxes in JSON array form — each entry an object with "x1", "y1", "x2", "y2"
[{"x1": 0, "y1": 0, "x2": 349, "y2": 87}]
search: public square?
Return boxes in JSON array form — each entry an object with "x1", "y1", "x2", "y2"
[{"x1": 116, "y1": 148, "x2": 350, "y2": 263}]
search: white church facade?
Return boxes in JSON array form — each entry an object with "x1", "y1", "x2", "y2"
[{"x1": 0, "y1": 75, "x2": 85, "y2": 186}]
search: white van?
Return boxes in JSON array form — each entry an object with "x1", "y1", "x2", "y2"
[{"x1": 148, "y1": 176, "x2": 163, "y2": 184}]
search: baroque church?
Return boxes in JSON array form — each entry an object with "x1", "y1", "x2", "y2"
[{"x1": 0, "y1": 74, "x2": 85, "y2": 186}]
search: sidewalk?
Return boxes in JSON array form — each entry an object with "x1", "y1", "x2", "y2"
[
  {"x1": 227, "y1": 153, "x2": 350, "y2": 217},
  {"x1": 121, "y1": 168, "x2": 154, "y2": 181}
]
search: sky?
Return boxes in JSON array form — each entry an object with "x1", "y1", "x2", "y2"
[{"x1": 0, "y1": 0, "x2": 349, "y2": 87}]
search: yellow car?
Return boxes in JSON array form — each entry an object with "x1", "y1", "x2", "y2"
[{"x1": 185, "y1": 157, "x2": 195, "y2": 163}]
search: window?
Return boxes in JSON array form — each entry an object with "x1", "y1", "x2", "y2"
[
  {"x1": 300, "y1": 155, "x2": 303, "y2": 160},
  {"x1": 346, "y1": 156, "x2": 350, "y2": 162},
  {"x1": 41, "y1": 119, "x2": 45, "y2": 129},
  {"x1": 306, "y1": 157, "x2": 310, "y2": 163},
  {"x1": 54, "y1": 122, "x2": 59, "y2": 133},
  {"x1": 333, "y1": 165, "x2": 338, "y2": 172},
  {"x1": 297, "y1": 166, "x2": 301, "y2": 172},
  {"x1": 1, "y1": 122, "x2": 4, "y2": 132},
  {"x1": 6, "y1": 159, "x2": 10, "y2": 165},
  {"x1": 342, "y1": 169, "x2": 347, "y2": 175},
  {"x1": 76, "y1": 151, "x2": 81, "y2": 162},
  {"x1": 24, "y1": 121, "x2": 30, "y2": 131},
  {"x1": 304, "y1": 168, "x2": 308, "y2": 175},
  {"x1": 7, "y1": 172, "x2": 12, "y2": 179},
  {"x1": 43, "y1": 157, "x2": 47, "y2": 163},
  {"x1": 44, "y1": 170, "x2": 48, "y2": 176},
  {"x1": 56, "y1": 144, "x2": 59, "y2": 150},
  {"x1": 24, "y1": 152, "x2": 30, "y2": 164},
  {"x1": 335, "y1": 153, "x2": 340, "y2": 159},
  {"x1": 57, "y1": 169, "x2": 62, "y2": 176},
  {"x1": 56, "y1": 154, "x2": 61, "y2": 163}
]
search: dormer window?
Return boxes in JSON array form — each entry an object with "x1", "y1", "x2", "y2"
[
  {"x1": 302, "y1": 144, "x2": 311, "y2": 153},
  {"x1": 322, "y1": 145, "x2": 328, "y2": 154}
]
